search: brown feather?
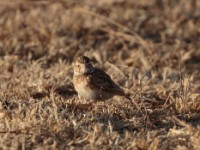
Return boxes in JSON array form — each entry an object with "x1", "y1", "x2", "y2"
[{"x1": 87, "y1": 68, "x2": 125, "y2": 96}]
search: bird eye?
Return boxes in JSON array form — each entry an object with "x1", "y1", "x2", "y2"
[{"x1": 76, "y1": 65, "x2": 80, "y2": 68}]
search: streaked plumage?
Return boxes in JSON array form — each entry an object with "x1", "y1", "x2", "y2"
[{"x1": 73, "y1": 56, "x2": 125, "y2": 100}]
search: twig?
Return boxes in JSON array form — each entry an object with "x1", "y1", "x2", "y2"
[{"x1": 0, "y1": 130, "x2": 32, "y2": 135}]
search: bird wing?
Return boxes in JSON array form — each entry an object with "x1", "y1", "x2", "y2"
[{"x1": 87, "y1": 69, "x2": 125, "y2": 96}]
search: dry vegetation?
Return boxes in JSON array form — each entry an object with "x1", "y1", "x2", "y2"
[{"x1": 0, "y1": 0, "x2": 200, "y2": 149}]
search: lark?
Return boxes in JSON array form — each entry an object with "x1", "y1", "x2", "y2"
[{"x1": 72, "y1": 56, "x2": 128, "y2": 101}]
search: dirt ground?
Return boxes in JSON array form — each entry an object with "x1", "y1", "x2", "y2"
[{"x1": 0, "y1": 0, "x2": 200, "y2": 149}]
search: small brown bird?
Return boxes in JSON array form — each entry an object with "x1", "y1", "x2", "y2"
[{"x1": 72, "y1": 56, "x2": 126, "y2": 100}]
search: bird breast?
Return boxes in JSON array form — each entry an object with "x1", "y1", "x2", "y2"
[
  {"x1": 73, "y1": 75, "x2": 114, "y2": 100},
  {"x1": 73, "y1": 75, "x2": 98, "y2": 99}
]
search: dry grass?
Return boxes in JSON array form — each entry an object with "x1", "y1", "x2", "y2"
[{"x1": 0, "y1": 0, "x2": 200, "y2": 149}]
